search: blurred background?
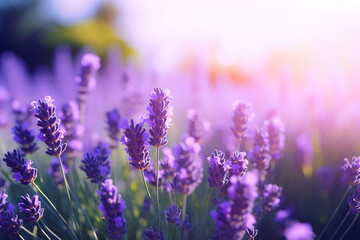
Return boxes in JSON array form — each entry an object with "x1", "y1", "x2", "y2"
[{"x1": 1, "y1": 0, "x2": 360, "y2": 239}]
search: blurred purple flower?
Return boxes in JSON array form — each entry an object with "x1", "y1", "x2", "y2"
[
  {"x1": 182, "y1": 214, "x2": 192, "y2": 232},
  {"x1": 0, "y1": 177, "x2": 9, "y2": 190},
  {"x1": 342, "y1": 156, "x2": 360, "y2": 186},
  {"x1": 283, "y1": 221, "x2": 314, "y2": 240},
  {"x1": 249, "y1": 128, "x2": 271, "y2": 171},
  {"x1": 142, "y1": 197, "x2": 151, "y2": 212},
  {"x1": 348, "y1": 185, "x2": 360, "y2": 210},
  {"x1": 0, "y1": 85, "x2": 9, "y2": 128},
  {"x1": 0, "y1": 210, "x2": 23, "y2": 234},
  {"x1": 0, "y1": 190, "x2": 8, "y2": 212},
  {"x1": 231, "y1": 101, "x2": 254, "y2": 143},
  {"x1": 275, "y1": 209, "x2": 292, "y2": 228},
  {"x1": 265, "y1": 117, "x2": 285, "y2": 160},
  {"x1": 97, "y1": 179, "x2": 126, "y2": 240},
  {"x1": 147, "y1": 87, "x2": 173, "y2": 148},
  {"x1": 228, "y1": 151, "x2": 248, "y2": 177},
  {"x1": 246, "y1": 228, "x2": 258, "y2": 240},
  {"x1": 18, "y1": 194, "x2": 44, "y2": 223},
  {"x1": 160, "y1": 147, "x2": 176, "y2": 179},
  {"x1": 208, "y1": 149, "x2": 228, "y2": 191},
  {"x1": 106, "y1": 108, "x2": 121, "y2": 149},
  {"x1": 10, "y1": 99, "x2": 32, "y2": 125},
  {"x1": 144, "y1": 226, "x2": 166, "y2": 240},
  {"x1": 164, "y1": 204, "x2": 182, "y2": 227},
  {"x1": 3, "y1": 149, "x2": 37, "y2": 184},
  {"x1": 121, "y1": 119, "x2": 151, "y2": 170},
  {"x1": 171, "y1": 137, "x2": 203, "y2": 196},
  {"x1": 296, "y1": 134, "x2": 314, "y2": 166},
  {"x1": 187, "y1": 108, "x2": 210, "y2": 143},
  {"x1": 48, "y1": 157, "x2": 68, "y2": 185},
  {"x1": 76, "y1": 53, "x2": 101, "y2": 106},
  {"x1": 12, "y1": 123, "x2": 38, "y2": 155},
  {"x1": 316, "y1": 166, "x2": 334, "y2": 191},
  {"x1": 32, "y1": 96, "x2": 67, "y2": 156},
  {"x1": 262, "y1": 184, "x2": 282, "y2": 212}
]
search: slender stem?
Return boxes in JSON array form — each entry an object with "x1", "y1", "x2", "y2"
[
  {"x1": 339, "y1": 213, "x2": 359, "y2": 240},
  {"x1": 141, "y1": 170, "x2": 157, "y2": 212},
  {"x1": 317, "y1": 186, "x2": 352, "y2": 240},
  {"x1": 330, "y1": 209, "x2": 350, "y2": 240},
  {"x1": 156, "y1": 147, "x2": 160, "y2": 229},
  {"x1": 237, "y1": 140, "x2": 241, "y2": 152},
  {"x1": 182, "y1": 195, "x2": 187, "y2": 221},
  {"x1": 57, "y1": 155, "x2": 82, "y2": 239},
  {"x1": 18, "y1": 233, "x2": 25, "y2": 240},
  {"x1": 21, "y1": 225, "x2": 42, "y2": 239},
  {"x1": 40, "y1": 220, "x2": 62, "y2": 240},
  {"x1": 37, "y1": 222, "x2": 51, "y2": 240}
]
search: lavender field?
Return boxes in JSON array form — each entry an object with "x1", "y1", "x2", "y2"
[{"x1": 1, "y1": 1, "x2": 360, "y2": 240}]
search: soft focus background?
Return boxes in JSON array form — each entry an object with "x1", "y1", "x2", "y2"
[{"x1": 1, "y1": 0, "x2": 360, "y2": 239}]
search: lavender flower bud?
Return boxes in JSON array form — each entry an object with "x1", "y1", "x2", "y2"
[
  {"x1": 32, "y1": 96, "x2": 67, "y2": 156},
  {"x1": 246, "y1": 228, "x2": 258, "y2": 240},
  {"x1": 283, "y1": 222, "x2": 314, "y2": 240},
  {"x1": 97, "y1": 179, "x2": 126, "y2": 240},
  {"x1": 342, "y1": 156, "x2": 360, "y2": 186},
  {"x1": 76, "y1": 53, "x2": 101, "y2": 105},
  {"x1": 262, "y1": 184, "x2": 282, "y2": 212},
  {"x1": 296, "y1": 134, "x2": 314, "y2": 167},
  {"x1": 12, "y1": 123, "x2": 38, "y2": 155},
  {"x1": 144, "y1": 226, "x2": 166, "y2": 240},
  {"x1": 11, "y1": 100, "x2": 32, "y2": 125},
  {"x1": 264, "y1": 117, "x2": 285, "y2": 160},
  {"x1": 3, "y1": 149, "x2": 37, "y2": 184},
  {"x1": 250, "y1": 128, "x2": 271, "y2": 171},
  {"x1": 160, "y1": 147, "x2": 176, "y2": 179},
  {"x1": 106, "y1": 108, "x2": 121, "y2": 149},
  {"x1": 187, "y1": 108, "x2": 210, "y2": 143},
  {"x1": 121, "y1": 119, "x2": 151, "y2": 170},
  {"x1": 348, "y1": 185, "x2": 360, "y2": 210},
  {"x1": 231, "y1": 101, "x2": 254, "y2": 143},
  {"x1": 229, "y1": 151, "x2": 248, "y2": 177},
  {"x1": 182, "y1": 215, "x2": 192, "y2": 232},
  {"x1": 147, "y1": 87, "x2": 173, "y2": 148},
  {"x1": 0, "y1": 190, "x2": 8, "y2": 212},
  {"x1": 164, "y1": 204, "x2": 182, "y2": 227},
  {"x1": 18, "y1": 194, "x2": 44, "y2": 222},
  {"x1": 0, "y1": 210, "x2": 23, "y2": 234},
  {"x1": 208, "y1": 150, "x2": 228, "y2": 190}
]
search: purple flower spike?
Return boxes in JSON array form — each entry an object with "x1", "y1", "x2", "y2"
[
  {"x1": 3, "y1": 149, "x2": 37, "y2": 184},
  {"x1": 187, "y1": 108, "x2": 210, "y2": 143},
  {"x1": 106, "y1": 108, "x2": 121, "y2": 149},
  {"x1": 171, "y1": 137, "x2": 203, "y2": 196},
  {"x1": 263, "y1": 184, "x2": 282, "y2": 212},
  {"x1": 250, "y1": 128, "x2": 271, "y2": 171},
  {"x1": 264, "y1": 117, "x2": 285, "y2": 160},
  {"x1": 342, "y1": 156, "x2": 360, "y2": 186},
  {"x1": 76, "y1": 53, "x2": 101, "y2": 105},
  {"x1": 32, "y1": 96, "x2": 67, "y2": 156},
  {"x1": 98, "y1": 179, "x2": 126, "y2": 240},
  {"x1": 147, "y1": 87, "x2": 173, "y2": 148},
  {"x1": 0, "y1": 210, "x2": 23, "y2": 234},
  {"x1": 348, "y1": 185, "x2": 360, "y2": 210},
  {"x1": 229, "y1": 151, "x2": 248, "y2": 177},
  {"x1": 231, "y1": 101, "x2": 254, "y2": 143},
  {"x1": 144, "y1": 226, "x2": 166, "y2": 240},
  {"x1": 18, "y1": 194, "x2": 44, "y2": 222},
  {"x1": 208, "y1": 150, "x2": 228, "y2": 190},
  {"x1": 283, "y1": 221, "x2": 314, "y2": 240},
  {"x1": 121, "y1": 119, "x2": 151, "y2": 170},
  {"x1": 0, "y1": 190, "x2": 8, "y2": 212},
  {"x1": 12, "y1": 123, "x2": 38, "y2": 155},
  {"x1": 11, "y1": 99, "x2": 32, "y2": 125},
  {"x1": 164, "y1": 204, "x2": 182, "y2": 227},
  {"x1": 182, "y1": 215, "x2": 192, "y2": 232}
]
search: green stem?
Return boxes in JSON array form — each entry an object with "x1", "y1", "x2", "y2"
[
  {"x1": 156, "y1": 147, "x2": 160, "y2": 229},
  {"x1": 317, "y1": 186, "x2": 352, "y2": 240},
  {"x1": 141, "y1": 170, "x2": 157, "y2": 213},
  {"x1": 40, "y1": 220, "x2": 62, "y2": 240},
  {"x1": 21, "y1": 226, "x2": 42, "y2": 239},
  {"x1": 18, "y1": 233, "x2": 25, "y2": 240},
  {"x1": 339, "y1": 213, "x2": 359, "y2": 240},
  {"x1": 37, "y1": 222, "x2": 51, "y2": 240},
  {"x1": 182, "y1": 195, "x2": 187, "y2": 221},
  {"x1": 57, "y1": 155, "x2": 82, "y2": 239},
  {"x1": 330, "y1": 209, "x2": 350, "y2": 240}
]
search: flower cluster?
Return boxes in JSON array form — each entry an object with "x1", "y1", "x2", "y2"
[
  {"x1": 147, "y1": 87, "x2": 173, "y2": 148},
  {"x1": 207, "y1": 150, "x2": 228, "y2": 191},
  {"x1": 262, "y1": 184, "x2": 282, "y2": 212},
  {"x1": 32, "y1": 96, "x2": 67, "y2": 156},
  {"x1": 0, "y1": 210, "x2": 23, "y2": 235},
  {"x1": 231, "y1": 101, "x2": 254, "y2": 143},
  {"x1": 264, "y1": 117, "x2": 285, "y2": 160},
  {"x1": 11, "y1": 123, "x2": 38, "y2": 155},
  {"x1": 187, "y1": 108, "x2": 210, "y2": 143},
  {"x1": 228, "y1": 151, "x2": 248, "y2": 177},
  {"x1": 164, "y1": 204, "x2": 182, "y2": 227},
  {"x1": 18, "y1": 194, "x2": 44, "y2": 222},
  {"x1": 250, "y1": 128, "x2": 271, "y2": 171},
  {"x1": 144, "y1": 226, "x2": 166, "y2": 240},
  {"x1": 342, "y1": 156, "x2": 360, "y2": 186},
  {"x1": 3, "y1": 149, "x2": 37, "y2": 184},
  {"x1": 106, "y1": 108, "x2": 121, "y2": 149},
  {"x1": 348, "y1": 185, "x2": 360, "y2": 210}
]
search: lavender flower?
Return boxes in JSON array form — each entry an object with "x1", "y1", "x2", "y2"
[
  {"x1": 147, "y1": 87, "x2": 173, "y2": 148},
  {"x1": 0, "y1": 210, "x2": 23, "y2": 234},
  {"x1": 342, "y1": 156, "x2": 360, "y2": 186},
  {"x1": 211, "y1": 172, "x2": 258, "y2": 240},
  {"x1": 296, "y1": 134, "x2": 313, "y2": 167},
  {"x1": 144, "y1": 165, "x2": 164, "y2": 187},
  {"x1": 48, "y1": 157, "x2": 68, "y2": 185},
  {"x1": 171, "y1": 137, "x2": 203, "y2": 196},
  {"x1": 12, "y1": 123, "x2": 38, "y2": 155},
  {"x1": 18, "y1": 194, "x2": 44, "y2": 222},
  {"x1": 143, "y1": 197, "x2": 151, "y2": 212},
  {"x1": 106, "y1": 108, "x2": 121, "y2": 149},
  {"x1": 98, "y1": 179, "x2": 126, "y2": 240},
  {"x1": 76, "y1": 53, "x2": 101, "y2": 105},
  {"x1": 231, "y1": 101, "x2": 254, "y2": 143},
  {"x1": 187, "y1": 108, "x2": 210, "y2": 143},
  {"x1": 250, "y1": 128, "x2": 271, "y2": 171},
  {"x1": 182, "y1": 215, "x2": 192, "y2": 232},
  {"x1": 262, "y1": 184, "x2": 282, "y2": 212},
  {"x1": 264, "y1": 117, "x2": 285, "y2": 160},
  {"x1": 228, "y1": 151, "x2": 248, "y2": 177},
  {"x1": 144, "y1": 226, "x2": 166, "y2": 240},
  {"x1": 160, "y1": 147, "x2": 176, "y2": 179},
  {"x1": 3, "y1": 149, "x2": 37, "y2": 184},
  {"x1": 246, "y1": 228, "x2": 258, "y2": 240},
  {"x1": 208, "y1": 150, "x2": 228, "y2": 190},
  {"x1": 348, "y1": 185, "x2": 360, "y2": 210},
  {"x1": 11, "y1": 99, "x2": 32, "y2": 125},
  {"x1": 32, "y1": 96, "x2": 67, "y2": 156},
  {"x1": 283, "y1": 221, "x2": 314, "y2": 240},
  {"x1": 0, "y1": 85, "x2": 9, "y2": 127},
  {"x1": 164, "y1": 204, "x2": 182, "y2": 227},
  {"x1": 0, "y1": 190, "x2": 8, "y2": 212},
  {"x1": 121, "y1": 119, "x2": 151, "y2": 170}
]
